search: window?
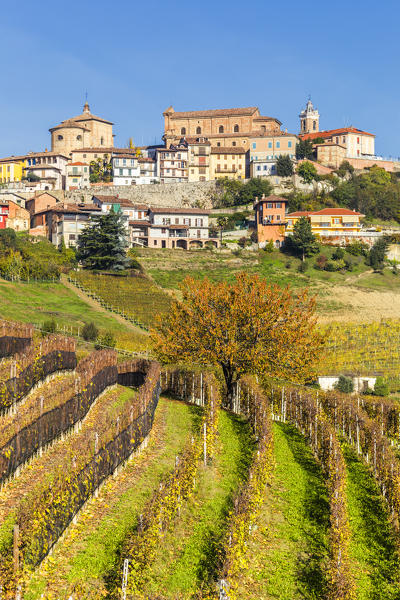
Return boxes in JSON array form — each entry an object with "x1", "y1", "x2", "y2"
[
  {"x1": 276, "y1": 215, "x2": 281, "y2": 221},
  {"x1": 313, "y1": 121, "x2": 316, "y2": 130},
  {"x1": 288, "y1": 220, "x2": 292, "y2": 226},
  {"x1": 268, "y1": 142, "x2": 272, "y2": 148},
  {"x1": 261, "y1": 125, "x2": 266, "y2": 134},
  {"x1": 72, "y1": 167, "x2": 78, "y2": 174},
  {"x1": 217, "y1": 164, "x2": 221, "y2": 171},
  {"x1": 119, "y1": 169, "x2": 123, "y2": 175},
  {"x1": 83, "y1": 154, "x2": 86, "y2": 158},
  {"x1": 77, "y1": 135, "x2": 82, "y2": 141},
  {"x1": 195, "y1": 218, "x2": 203, "y2": 226},
  {"x1": 276, "y1": 142, "x2": 280, "y2": 148},
  {"x1": 162, "y1": 218, "x2": 171, "y2": 225},
  {"x1": 69, "y1": 234, "x2": 76, "y2": 241},
  {"x1": 100, "y1": 137, "x2": 104, "y2": 145},
  {"x1": 217, "y1": 142, "x2": 221, "y2": 147},
  {"x1": 234, "y1": 124, "x2": 239, "y2": 132},
  {"x1": 161, "y1": 228, "x2": 167, "y2": 234},
  {"x1": 263, "y1": 165, "x2": 267, "y2": 170},
  {"x1": 154, "y1": 240, "x2": 158, "y2": 246},
  {"x1": 57, "y1": 135, "x2": 63, "y2": 141},
  {"x1": 224, "y1": 164, "x2": 227, "y2": 169},
  {"x1": 199, "y1": 167, "x2": 206, "y2": 174},
  {"x1": 252, "y1": 143, "x2": 256, "y2": 149},
  {"x1": 333, "y1": 218, "x2": 340, "y2": 224},
  {"x1": 267, "y1": 203, "x2": 273, "y2": 208},
  {"x1": 181, "y1": 127, "x2": 186, "y2": 135},
  {"x1": 357, "y1": 137, "x2": 360, "y2": 143},
  {"x1": 276, "y1": 202, "x2": 281, "y2": 208},
  {"x1": 336, "y1": 137, "x2": 339, "y2": 144},
  {"x1": 239, "y1": 164, "x2": 242, "y2": 169},
  {"x1": 184, "y1": 218, "x2": 191, "y2": 225},
  {"x1": 320, "y1": 222, "x2": 330, "y2": 227},
  {"x1": 72, "y1": 178, "x2": 78, "y2": 183},
  {"x1": 232, "y1": 141, "x2": 236, "y2": 146},
  {"x1": 288, "y1": 141, "x2": 292, "y2": 148},
  {"x1": 257, "y1": 166, "x2": 261, "y2": 171},
  {"x1": 175, "y1": 218, "x2": 179, "y2": 224},
  {"x1": 123, "y1": 159, "x2": 127, "y2": 166},
  {"x1": 196, "y1": 127, "x2": 201, "y2": 134},
  {"x1": 191, "y1": 169, "x2": 194, "y2": 174},
  {"x1": 343, "y1": 137, "x2": 346, "y2": 143},
  {"x1": 53, "y1": 157, "x2": 57, "y2": 163},
  {"x1": 218, "y1": 125, "x2": 224, "y2": 133}
]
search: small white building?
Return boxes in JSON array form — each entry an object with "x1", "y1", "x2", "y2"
[
  {"x1": 137, "y1": 157, "x2": 159, "y2": 184},
  {"x1": 157, "y1": 144, "x2": 189, "y2": 183},
  {"x1": 66, "y1": 162, "x2": 90, "y2": 190},
  {"x1": 112, "y1": 154, "x2": 141, "y2": 185}
]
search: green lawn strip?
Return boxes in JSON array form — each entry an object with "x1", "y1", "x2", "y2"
[
  {"x1": 0, "y1": 279, "x2": 149, "y2": 351},
  {"x1": 343, "y1": 443, "x2": 400, "y2": 600},
  {"x1": 24, "y1": 398, "x2": 201, "y2": 599},
  {"x1": 234, "y1": 422, "x2": 329, "y2": 600},
  {"x1": 143, "y1": 410, "x2": 255, "y2": 598}
]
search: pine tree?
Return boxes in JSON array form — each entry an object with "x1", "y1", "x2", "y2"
[
  {"x1": 276, "y1": 154, "x2": 294, "y2": 177},
  {"x1": 76, "y1": 207, "x2": 130, "y2": 271},
  {"x1": 368, "y1": 237, "x2": 388, "y2": 272},
  {"x1": 290, "y1": 216, "x2": 319, "y2": 261}
]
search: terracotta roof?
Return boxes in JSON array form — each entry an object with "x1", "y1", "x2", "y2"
[
  {"x1": 151, "y1": 223, "x2": 190, "y2": 229},
  {"x1": 311, "y1": 208, "x2": 364, "y2": 216},
  {"x1": 68, "y1": 162, "x2": 89, "y2": 166},
  {"x1": 112, "y1": 154, "x2": 137, "y2": 159},
  {"x1": 72, "y1": 147, "x2": 115, "y2": 153},
  {"x1": 248, "y1": 132, "x2": 298, "y2": 139},
  {"x1": 296, "y1": 159, "x2": 333, "y2": 175},
  {"x1": 211, "y1": 146, "x2": 246, "y2": 154},
  {"x1": 300, "y1": 127, "x2": 375, "y2": 140},
  {"x1": 286, "y1": 211, "x2": 313, "y2": 217},
  {"x1": 183, "y1": 137, "x2": 211, "y2": 145},
  {"x1": 254, "y1": 194, "x2": 288, "y2": 205},
  {"x1": 50, "y1": 104, "x2": 113, "y2": 131},
  {"x1": 129, "y1": 220, "x2": 149, "y2": 227},
  {"x1": 92, "y1": 195, "x2": 119, "y2": 202},
  {"x1": 150, "y1": 207, "x2": 210, "y2": 215},
  {"x1": 167, "y1": 107, "x2": 259, "y2": 118},
  {"x1": 24, "y1": 164, "x2": 61, "y2": 172},
  {"x1": 138, "y1": 157, "x2": 156, "y2": 163},
  {"x1": 34, "y1": 203, "x2": 101, "y2": 216}
]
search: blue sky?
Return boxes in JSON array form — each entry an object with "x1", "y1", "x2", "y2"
[{"x1": 1, "y1": 0, "x2": 399, "y2": 157}]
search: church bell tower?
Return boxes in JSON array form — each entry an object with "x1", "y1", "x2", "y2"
[{"x1": 299, "y1": 98, "x2": 320, "y2": 134}]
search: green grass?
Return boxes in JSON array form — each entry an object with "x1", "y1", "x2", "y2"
[
  {"x1": 24, "y1": 398, "x2": 201, "y2": 599},
  {"x1": 235, "y1": 422, "x2": 330, "y2": 600},
  {"x1": 143, "y1": 410, "x2": 255, "y2": 598},
  {"x1": 343, "y1": 444, "x2": 400, "y2": 600},
  {"x1": 0, "y1": 279, "x2": 149, "y2": 351}
]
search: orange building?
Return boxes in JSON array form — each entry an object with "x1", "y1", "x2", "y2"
[{"x1": 254, "y1": 194, "x2": 287, "y2": 247}]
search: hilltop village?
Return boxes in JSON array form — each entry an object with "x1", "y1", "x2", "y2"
[{"x1": 0, "y1": 99, "x2": 398, "y2": 250}]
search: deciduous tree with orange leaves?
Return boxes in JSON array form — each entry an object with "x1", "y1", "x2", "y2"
[{"x1": 151, "y1": 273, "x2": 323, "y2": 404}]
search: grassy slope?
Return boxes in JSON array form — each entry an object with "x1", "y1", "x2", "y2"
[
  {"x1": 235, "y1": 422, "x2": 329, "y2": 600},
  {"x1": 25, "y1": 398, "x2": 201, "y2": 599},
  {"x1": 144, "y1": 411, "x2": 254, "y2": 598},
  {"x1": 343, "y1": 444, "x2": 400, "y2": 600},
  {"x1": 0, "y1": 279, "x2": 148, "y2": 351}
]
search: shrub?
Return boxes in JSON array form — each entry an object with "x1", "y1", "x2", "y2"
[
  {"x1": 332, "y1": 247, "x2": 345, "y2": 260},
  {"x1": 315, "y1": 255, "x2": 327, "y2": 270},
  {"x1": 345, "y1": 241, "x2": 369, "y2": 257},
  {"x1": 82, "y1": 322, "x2": 99, "y2": 341},
  {"x1": 238, "y1": 237, "x2": 247, "y2": 248},
  {"x1": 41, "y1": 319, "x2": 57, "y2": 336},
  {"x1": 335, "y1": 375, "x2": 354, "y2": 394},
  {"x1": 324, "y1": 259, "x2": 346, "y2": 272},
  {"x1": 250, "y1": 230, "x2": 258, "y2": 243},
  {"x1": 95, "y1": 332, "x2": 116, "y2": 349},
  {"x1": 264, "y1": 240, "x2": 274, "y2": 253},
  {"x1": 374, "y1": 377, "x2": 389, "y2": 397},
  {"x1": 285, "y1": 261, "x2": 291, "y2": 269}
]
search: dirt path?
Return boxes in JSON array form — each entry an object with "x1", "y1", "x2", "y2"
[{"x1": 61, "y1": 274, "x2": 148, "y2": 336}]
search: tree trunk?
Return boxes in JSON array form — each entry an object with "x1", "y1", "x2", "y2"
[{"x1": 221, "y1": 363, "x2": 236, "y2": 410}]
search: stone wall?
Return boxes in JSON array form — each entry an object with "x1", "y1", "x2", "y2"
[{"x1": 62, "y1": 181, "x2": 219, "y2": 208}]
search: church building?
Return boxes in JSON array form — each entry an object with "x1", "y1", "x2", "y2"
[{"x1": 49, "y1": 102, "x2": 114, "y2": 158}]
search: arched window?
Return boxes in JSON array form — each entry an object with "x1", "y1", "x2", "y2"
[
  {"x1": 234, "y1": 124, "x2": 239, "y2": 132},
  {"x1": 196, "y1": 126, "x2": 201, "y2": 134},
  {"x1": 181, "y1": 127, "x2": 186, "y2": 135},
  {"x1": 57, "y1": 134, "x2": 63, "y2": 141},
  {"x1": 218, "y1": 125, "x2": 224, "y2": 133},
  {"x1": 313, "y1": 121, "x2": 316, "y2": 130},
  {"x1": 260, "y1": 125, "x2": 266, "y2": 134},
  {"x1": 232, "y1": 141, "x2": 236, "y2": 146},
  {"x1": 100, "y1": 137, "x2": 104, "y2": 145},
  {"x1": 77, "y1": 135, "x2": 82, "y2": 141},
  {"x1": 217, "y1": 142, "x2": 221, "y2": 147}
]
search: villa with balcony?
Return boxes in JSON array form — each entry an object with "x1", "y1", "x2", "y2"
[
  {"x1": 129, "y1": 206, "x2": 219, "y2": 249},
  {"x1": 284, "y1": 208, "x2": 376, "y2": 244}
]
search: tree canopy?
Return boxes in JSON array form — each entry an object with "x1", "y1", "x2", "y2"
[
  {"x1": 297, "y1": 161, "x2": 318, "y2": 184},
  {"x1": 214, "y1": 177, "x2": 273, "y2": 207},
  {"x1": 288, "y1": 216, "x2": 319, "y2": 261},
  {"x1": 151, "y1": 273, "x2": 322, "y2": 404},
  {"x1": 296, "y1": 139, "x2": 314, "y2": 160},
  {"x1": 76, "y1": 208, "x2": 130, "y2": 271},
  {"x1": 276, "y1": 155, "x2": 294, "y2": 177}
]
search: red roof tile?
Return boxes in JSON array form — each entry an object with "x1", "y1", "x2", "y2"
[{"x1": 300, "y1": 127, "x2": 375, "y2": 140}]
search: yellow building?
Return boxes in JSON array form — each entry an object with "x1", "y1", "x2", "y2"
[
  {"x1": 0, "y1": 157, "x2": 26, "y2": 183},
  {"x1": 286, "y1": 208, "x2": 364, "y2": 237},
  {"x1": 209, "y1": 146, "x2": 246, "y2": 180}
]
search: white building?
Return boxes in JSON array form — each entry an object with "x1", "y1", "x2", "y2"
[
  {"x1": 156, "y1": 144, "x2": 188, "y2": 183},
  {"x1": 112, "y1": 154, "x2": 141, "y2": 185},
  {"x1": 66, "y1": 162, "x2": 90, "y2": 190},
  {"x1": 129, "y1": 207, "x2": 219, "y2": 250},
  {"x1": 137, "y1": 157, "x2": 159, "y2": 184}
]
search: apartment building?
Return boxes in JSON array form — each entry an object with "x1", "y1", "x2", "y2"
[{"x1": 210, "y1": 147, "x2": 246, "y2": 179}]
